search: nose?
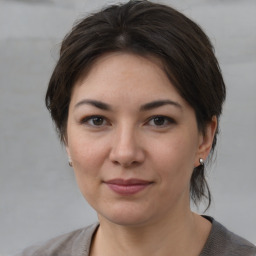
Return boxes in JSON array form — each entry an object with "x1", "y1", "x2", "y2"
[{"x1": 109, "y1": 126, "x2": 145, "y2": 168}]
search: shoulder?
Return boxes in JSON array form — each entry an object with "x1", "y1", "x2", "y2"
[
  {"x1": 14, "y1": 223, "x2": 99, "y2": 256},
  {"x1": 201, "y1": 217, "x2": 256, "y2": 256}
]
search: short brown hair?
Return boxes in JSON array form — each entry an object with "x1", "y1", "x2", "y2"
[{"x1": 46, "y1": 0, "x2": 226, "y2": 208}]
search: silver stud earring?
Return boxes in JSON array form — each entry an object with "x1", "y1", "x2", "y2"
[
  {"x1": 199, "y1": 158, "x2": 204, "y2": 166},
  {"x1": 68, "y1": 156, "x2": 73, "y2": 167}
]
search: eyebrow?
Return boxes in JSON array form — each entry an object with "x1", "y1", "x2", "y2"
[
  {"x1": 74, "y1": 99, "x2": 182, "y2": 111},
  {"x1": 74, "y1": 99, "x2": 112, "y2": 111},
  {"x1": 140, "y1": 100, "x2": 182, "y2": 111}
]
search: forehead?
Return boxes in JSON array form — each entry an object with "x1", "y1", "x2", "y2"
[
  {"x1": 76, "y1": 52, "x2": 165, "y2": 82},
  {"x1": 72, "y1": 52, "x2": 182, "y2": 101}
]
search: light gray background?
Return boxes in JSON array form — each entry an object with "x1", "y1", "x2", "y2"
[{"x1": 0, "y1": 0, "x2": 255, "y2": 255}]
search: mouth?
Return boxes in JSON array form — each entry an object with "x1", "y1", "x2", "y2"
[{"x1": 103, "y1": 179, "x2": 153, "y2": 195}]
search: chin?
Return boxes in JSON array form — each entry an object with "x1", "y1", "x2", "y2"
[
  {"x1": 105, "y1": 215, "x2": 151, "y2": 227},
  {"x1": 97, "y1": 204, "x2": 154, "y2": 227}
]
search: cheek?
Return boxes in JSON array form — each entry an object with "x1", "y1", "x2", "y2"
[
  {"x1": 150, "y1": 134, "x2": 198, "y2": 188},
  {"x1": 152, "y1": 135, "x2": 197, "y2": 169},
  {"x1": 68, "y1": 129, "x2": 109, "y2": 167},
  {"x1": 69, "y1": 141, "x2": 103, "y2": 205},
  {"x1": 67, "y1": 132, "x2": 113, "y2": 199},
  {"x1": 67, "y1": 137, "x2": 101, "y2": 189},
  {"x1": 71, "y1": 143, "x2": 103, "y2": 176}
]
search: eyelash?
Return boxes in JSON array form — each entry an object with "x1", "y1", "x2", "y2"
[
  {"x1": 80, "y1": 115, "x2": 176, "y2": 128},
  {"x1": 146, "y1": 115, "x2": 176, "y2": 127},
  {"x1": 80, "y1": 115, "x2": 108, "y2": 127}
]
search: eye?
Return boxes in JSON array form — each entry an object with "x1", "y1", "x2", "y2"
[
  {"x1": 147, "y1": 115, "x2": 175, "y2": 127},
  {"x1": 81, "y1": 115, "x2": 108, "y2": 127}
]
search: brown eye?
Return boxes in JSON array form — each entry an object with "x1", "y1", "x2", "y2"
[
  {"x1": 153, "y1": 116, "x2": 166, "y2": 126},
  {"x1": 81, "y1": 116, "x2": 107, "y2": 126},
  {"x1": 91, "y1": 116, "x2": 104, "y2": 126},
  {"x1": 147, "y1": 115, "x2": 175, "y2": 127}
]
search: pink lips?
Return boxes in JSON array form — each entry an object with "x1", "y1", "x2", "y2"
[{"x1": 104, "y1": 179, "x2": 153, "y2": 195}]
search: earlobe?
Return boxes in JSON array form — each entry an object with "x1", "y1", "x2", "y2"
[
  {"x1": 64, "y1": 135, "x2": 70, "y2": 156},
  {"x1": 68, "y1": 155, "x2": 73, "y2": 167},
  {"x1": 195, "y1": 116, "x2": 217, "y2": 166},
  {"x1": 65, "y1": 144, "x2": 73, "y2": 167},
  {"x1": 65, "y1": 145, "x2": 70, "y2": 155}
]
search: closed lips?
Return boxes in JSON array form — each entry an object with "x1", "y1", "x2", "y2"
[
  {"x1": 105, "y1": 179, "x2": 153, "y2": 185},
  {"x1": 104, "y1": 179, "x2": 153, "y2": 195}
]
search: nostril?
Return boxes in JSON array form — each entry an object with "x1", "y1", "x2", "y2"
[
  {"x1": 112, "y1": 160, "x2": 120, "y2": 166},
  {"x1": 111, "y1": 158, "x2": 139, "y2": 168},
  {"x1": 124, "y1": 161, "x2": 140, "y2": 168}
]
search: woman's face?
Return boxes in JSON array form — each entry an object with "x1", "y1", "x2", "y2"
[{"x1": 66, "y1": 53, "x2": 215, "y2": 226}]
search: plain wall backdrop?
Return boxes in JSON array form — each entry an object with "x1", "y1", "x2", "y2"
[{"x1": 0, "y1": 0, "x2": 255, "y2": 255}]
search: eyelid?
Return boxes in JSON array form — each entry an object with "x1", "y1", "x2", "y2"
[
  {"x1": 146, "y1": 115, "x2": 176, "y2": 127},
  {"x1": 80, "y1": 115, "x2": 109, "y2": 127}
]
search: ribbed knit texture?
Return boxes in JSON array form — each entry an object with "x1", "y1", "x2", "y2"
[
  {"x1": 15, "y1": 218, "x2": 256, "y2": 256},
  {"x1": 200, "y1": 217, "x2": 256, "y2": 256}
]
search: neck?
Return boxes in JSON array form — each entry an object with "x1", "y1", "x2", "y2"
[{"x1": 90, "y1": 210, "x2": 211, "y2": 256}]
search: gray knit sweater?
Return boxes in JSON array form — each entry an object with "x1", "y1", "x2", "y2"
[{"x1": 16, "y1": 218, "x2": 256, "y2": 256}]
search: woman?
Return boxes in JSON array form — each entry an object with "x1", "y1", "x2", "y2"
[{"x1": 17, "y1": 1, "x2": 256, "y2": 255}]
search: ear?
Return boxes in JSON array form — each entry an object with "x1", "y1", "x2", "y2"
[
  {"x1": 65, "y1": 145, "x2": 73, "y2": 167},
  {"x1": 65, "y1": 145, "x2": 71, "y2": 157},
  {"x1": 194, "y1": 116, "x2": 217, "y2": 167},
  {"x1": 64, "y1": 137, "x2": 71, "y2": 160}
]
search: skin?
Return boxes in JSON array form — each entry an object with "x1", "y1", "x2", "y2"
[{"x1": 66, "y1": 53, "x2": 217, "y2": 256}]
